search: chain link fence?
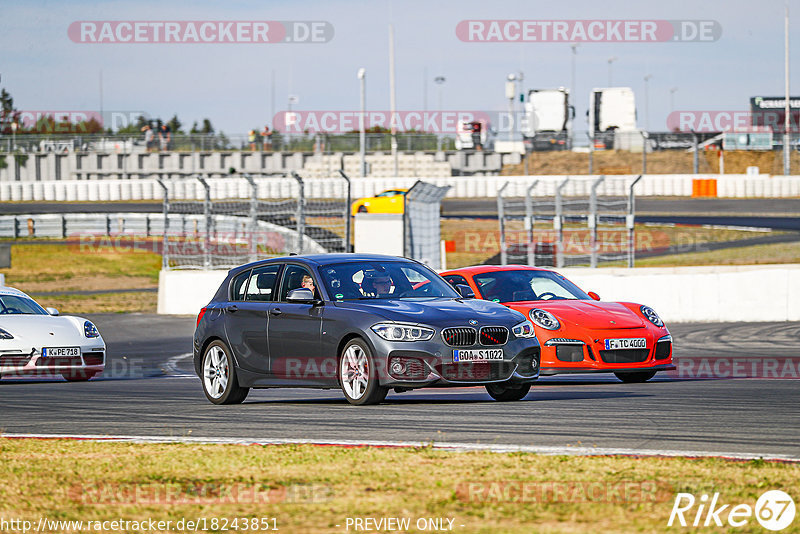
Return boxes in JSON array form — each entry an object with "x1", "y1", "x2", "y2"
[
  {"x1": 497, "y1": 177, "x2": 638, "y2": 268},
  {"x1": 158, "y1": 172, "x2": 351, "y2": 269}
]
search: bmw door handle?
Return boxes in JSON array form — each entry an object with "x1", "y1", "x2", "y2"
[
  {"x1": 226, "y1": 305, "x2": 238, "y2": 313},
  {"x1": 269, "y1": 308, "x2": 282, "y2": 316}
]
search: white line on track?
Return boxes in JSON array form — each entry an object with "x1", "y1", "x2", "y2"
[{"x1": 2, "y1": 433, "x2": 798, "y2": 463}]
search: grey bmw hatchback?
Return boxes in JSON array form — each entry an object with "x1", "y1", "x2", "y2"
[{"x1": 193, "y1": 254, "x2": 540, "y2": 405}]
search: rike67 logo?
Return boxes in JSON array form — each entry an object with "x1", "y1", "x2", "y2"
[{"x1": 669, "y1": 490, "x2": 795, "y2": 531}]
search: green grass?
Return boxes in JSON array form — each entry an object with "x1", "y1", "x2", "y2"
[
  {"x1": 0, "y1": 439, "x2": 797, "y2": 533},
  {"x1": 2, "y1": 243, "x2": 161, "y2": 314}
]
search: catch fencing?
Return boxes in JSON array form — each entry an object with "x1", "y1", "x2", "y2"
[
  {"x1": 497, "y1": 176, "x2": 639, "y2": 268},
  {"x1": 159, "y1": 172, "x2": 351, "y2": 269},
  {"x1": 0, "y1": 172, "x2": 352, "y2": 270}
]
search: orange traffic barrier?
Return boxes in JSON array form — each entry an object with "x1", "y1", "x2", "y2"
[{"x1": 691, "y1": 178, "x2": 718, "y2": 198}]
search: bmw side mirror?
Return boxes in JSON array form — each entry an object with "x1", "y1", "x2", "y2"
[
  {"x1": 46, "y1": 307, "x2": 59, "y2": 316},
  {"x1": 286, "y1": 288, "x2": 316, "y2": 303},
  {"x1": 588, "y1": 292, "x2": 600, "y2": 301},
  {"x1": 455, "y1": 284, "x2": 475, "y2": 299}
]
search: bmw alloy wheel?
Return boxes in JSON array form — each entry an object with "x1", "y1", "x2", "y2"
[
  {"x1": 202, "y1": 341, "x2": 249, "y2": 405},
  {"x1": 339, "y1": 339, "x2": 387, "y2": 405}
]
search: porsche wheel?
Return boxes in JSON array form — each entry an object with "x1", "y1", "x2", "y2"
[
  {"x1": 339, "y1": 339, "x2": 387, "y2": 405},
  {"x1": 61, "y1": 370, "x2": 96, "y2": 382},
  {"x1": 202, "y1": 340, "x2": 249, "y2": 405},
  {"x1": 486, "y1": 382, "x2": 531, "y2": 401},
  {"x1": 357, "y1": 205, "x2": 368, "y2": 213},
  {"x1": 614, "y1": 370, "x2": 657, "y2": 383}
]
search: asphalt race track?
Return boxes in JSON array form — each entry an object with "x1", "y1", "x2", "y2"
[{"x1": 1, "y1": 315, "x2": 798, "y2": 460}]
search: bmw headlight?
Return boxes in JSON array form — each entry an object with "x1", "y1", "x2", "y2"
[
  {"x1": 529, "y1": 308, "x2": 560, "y2": 330},
  {"x1": 0, "y1": 328, "x2": 13, "y2": 340},
  {"x1": 511, "y1": 320, "x2": 536, "y2": 339},
  {"x1": 84, "y1": 321, "x2": 100, "y2": 338},
  {"x1": 640, "y1": 305, "x2": 664, "y2": 327},
  {"x1": 371, "y1": 323, "x2": 435, "y2": 342}
]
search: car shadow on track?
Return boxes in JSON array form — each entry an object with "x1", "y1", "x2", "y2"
[{"x1": 239, "y1": 390, "x2": 649, "y2": 406}]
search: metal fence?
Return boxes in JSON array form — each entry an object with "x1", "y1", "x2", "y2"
[
  {"x1": 404, "y1": 181, "x2": 451, "y2": 270},
  {"x1": 158, "y1": 172, "x2": 351, "y2": 269},
  {"x1": 0, "y1": 172, "x2": 352, "y2": 270},
  {"x1": 497, "y1": 176, "x2": 639, "y2": 268}
]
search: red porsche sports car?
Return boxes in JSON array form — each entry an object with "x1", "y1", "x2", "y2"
[{"x1": 441, "y1": 265, "x2": 674, "y2": 382}]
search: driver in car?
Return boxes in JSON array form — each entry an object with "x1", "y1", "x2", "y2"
[{"x1": 363, "y1": 271, "x2": 393, "y2": 297}]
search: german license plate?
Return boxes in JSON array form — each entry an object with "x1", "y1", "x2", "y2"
[
  {"x1": 42, "y1": 347, "x2": 80, "y2": 358},
  {"x1": 604, "y1": 338, "x2": 646, "y2": 350},
  {"x1": 453, "y1": 349, "x2": 503, "y2": 362}
]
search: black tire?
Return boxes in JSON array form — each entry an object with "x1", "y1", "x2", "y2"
[
  {"x1": 614, "y1": 370, "x2": 658, "y2": 383},
  {"x1": 339, "y1": 338, "x2": 388, "y2": 406},
  {"x1": 61, "y1": 370, "x2": 96, "y2": 382},
  {"x1": 201, "y1": 340, "x2": 249, "y2": 405},
  {"x1": 357, "y1": 205, "x2": 368, "y2": 213},
  {"x1": 486, "y1": 382, "x2": 531, "y2": 401}
]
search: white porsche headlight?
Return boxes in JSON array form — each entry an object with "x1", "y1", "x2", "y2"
[
  {"x1": 0, "y1": 328, "x2": 13, "y2": 340},
  {"x1": 529, "y1": 308, "x2": 560, "y2": 330},
  {"x1": 84, "y1": 321, "x2": 100, "y2": 338},
  {"x1": 371, "y1": 323, "x2": 434, "y2": 342}
]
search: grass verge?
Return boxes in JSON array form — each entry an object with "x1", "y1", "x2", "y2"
[
  {"x1": 2, "y1": 244, "x2": 161, "y2": 314},
  {"x1": 0, "y1": 439, "x2": 797, "y2": 533}
]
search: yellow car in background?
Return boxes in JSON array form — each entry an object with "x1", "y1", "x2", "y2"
[{"x1": 350, "y1": 189, "x2": 408, "y2": 215}]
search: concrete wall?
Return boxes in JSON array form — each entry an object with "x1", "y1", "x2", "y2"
[
  {"x1": 559, "y1": 264, "x2": 800, "y2": 323},
  {"x1": 157, "y1": 263, "x2": 800, "y2": 321},
  {"x1": 0, "y1": 150, "x2": 501, "y2": 182},
  {"x1": 3, "y1": 174, "x2": 800, "y2": 202},
  {"x1": 157, "y1": 270, "x2": 229, "y2": 315}
]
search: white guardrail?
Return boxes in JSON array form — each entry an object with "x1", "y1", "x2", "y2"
[
  {"x1": 1, "y1": 174, "x2": 800, "y2": 201},
  {"x1": 157, "y1": 264, "x2": 800, "y2": 321}
]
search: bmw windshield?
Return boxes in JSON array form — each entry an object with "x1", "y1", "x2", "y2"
[{"x1": 319, "y1": 261, "x2": 459, "y2": 301}]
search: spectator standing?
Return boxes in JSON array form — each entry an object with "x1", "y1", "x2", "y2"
[
  {"x1": 143, "y1": 125, "x2": 155, "y2": 152},
  {"x1": 248, "y1": 129, "x2": 257, "y2": 151},
  {"x1": 159, "y1": 124, "x2": 171, "y2": 151},
  {"x1": 261, "y1": 125, "x2": 272, "y2": 151}
]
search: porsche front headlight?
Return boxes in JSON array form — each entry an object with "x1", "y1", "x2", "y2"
[
  {"x1": 84, "y1": 321, "x2": 100, "y2": 338},
  {"x1": 0, "y1": 328, "x2": 13, "y2": 340},
  {"x1": 640, "y1": 305, "x2": 664, "y2": 327},
  {"x1": 529, "y1": 308, "x2": 560, "y2": 330}
]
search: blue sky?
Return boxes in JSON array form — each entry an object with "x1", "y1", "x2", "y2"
[{"x1": 0, "y1": 0, "x2": 797, "y2": 133}]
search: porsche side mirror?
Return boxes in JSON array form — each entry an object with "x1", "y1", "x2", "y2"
[
  {"x1": 455, "y1": 284, "x2": 475, "y2": 299},
  {"x1": 46, "y1": 307, "x2": 59, "y2": 316},
  {"x1": 286, "y1": 288, "x2": 316, "y2": 303},
  {"x1": 588, "y1": 292, "x2": 600, "y2": 301}
]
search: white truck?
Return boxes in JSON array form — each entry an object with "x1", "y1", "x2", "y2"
[
  {"x1": 521, "y1": 87, "x2": 574, "y2": 151},
  {"x1": 588, "y1": 87, "x2": 638, "y2": 150},
  {"x1": 455, "y1": 119, "x2": 493, "y2": 151}
]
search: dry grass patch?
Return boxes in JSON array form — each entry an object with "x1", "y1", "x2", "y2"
[{"x1": 0, "y1": 439, "x2": 797, "y2": 533}]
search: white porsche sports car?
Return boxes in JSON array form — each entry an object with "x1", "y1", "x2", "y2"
[{"x1": 0, "y1": 286, "x2": 106, "y2": 381}]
